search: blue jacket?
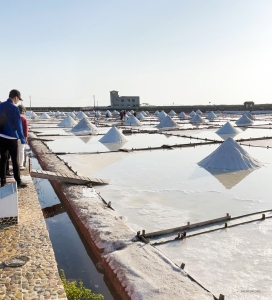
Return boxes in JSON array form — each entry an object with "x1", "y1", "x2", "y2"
[{"x1": 0, "y1": 99, "x2": 26, "y2": 144}]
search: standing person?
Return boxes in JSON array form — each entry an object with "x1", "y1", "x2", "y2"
[
  {"x1": 0, "y1": 90, "x2": 28, "y2": 188},
  {"x1": 17, "y1": 105, "x2": 28, "y2": 170}
]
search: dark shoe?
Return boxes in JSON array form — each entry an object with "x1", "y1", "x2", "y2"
[
  {"x1": 17, "y1": 181, "x2": 28, "y2": 189},
  {"x1": 6, "y1": 171, "x2": 13, "y2": 178}
]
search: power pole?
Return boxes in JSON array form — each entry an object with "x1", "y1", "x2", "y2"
[
  {"x1": 93, "y1": 95, "x2": 95, "y2": 109},
  {"x1": 29, "y1": 95, "x2": 31, "y2": 110}
]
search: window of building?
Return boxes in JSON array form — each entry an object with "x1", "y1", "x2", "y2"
[
  {"x1": 132, "y1": 99, "x2": 135, "y2": 102},
  {"x1": 127, "y1": 99, "x2": 130, "y2": 102},
  {"x1": 121, "y1": 104, "x2": 124, "y2": 106},
  {"x1": 121, "y1": 99, "x2": 124, "y2": 102},
  {"x1": 132, "y1": 104, "x2": 135, "y2": 107}
]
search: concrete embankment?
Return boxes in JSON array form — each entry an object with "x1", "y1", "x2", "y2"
[
  {"x1": 0, "y1": 171, "x2": 67, "y2": 300},
  {"x1": 28, "y1": 132, "x2": 215, "y2": 300}
]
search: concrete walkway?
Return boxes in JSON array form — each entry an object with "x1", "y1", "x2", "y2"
[{"x1": 0, "y1": 170, "x2": 67, "y2": 300}]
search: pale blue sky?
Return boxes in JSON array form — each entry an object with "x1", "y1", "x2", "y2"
[{"x1": 1, "y1": 0, "x2": 272, "y2": 107}]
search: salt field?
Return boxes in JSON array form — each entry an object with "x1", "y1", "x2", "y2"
[{"x1": 27, "y1": 110, "x2": 272, "y2": 299}]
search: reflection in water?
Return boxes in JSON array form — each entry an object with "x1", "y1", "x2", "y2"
[
  {"x1": 78, "y1": 136, "x2": 92, "y2": 144},
  {"x1": 101, "y1": 141, "x2": 128, "y2": 151},
  {"x1": 42, "y1": 203, "x2": 66, "y2": 218},
  {"x1": 217, "y1": 133, "x2": 239, "y2": 141},
  {"x1": 204, "y1": 169, "x2": 253, "y2": 189}
]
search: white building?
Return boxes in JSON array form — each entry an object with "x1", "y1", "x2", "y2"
[{"x1": 110, "y1": 91, "x2": 140, "y2": 108}]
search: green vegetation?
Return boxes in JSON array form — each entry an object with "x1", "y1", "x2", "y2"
[{"x1": 60, "y1": 269, "x2": 104, "y2": 300}]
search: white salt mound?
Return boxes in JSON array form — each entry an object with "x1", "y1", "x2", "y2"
[
  {"x1": 178, "y1": 111, "x2": 189, "y2": 119},
  {"x1": 58, "y1": 115, "x2": 78, "y2": 127},
  {"x1": 244, "y1": 111, "x2": 254, "y2": 120},
  {"x1": 198, "y1": 137, "x2": 262, "y2": 171},
  {"x1": 207, "y1": 111, "x2": 217, "y2": 119},
  {"x1": 99, "y1": 126, "x2": 128, "y2": 143},
  {"x1": 154, "y1": 110, "x2": 159, "y2": 116},
  {"x1": 156, "y1": 115, "x2": 178, "y2": 129},
  {"x1": 196, "y1": 109, "x2": 202, "y2": 114},
  {"x1": 71, "y1": 117, "x2": 98, "y2": 134},
  {"x1": 190, "y1": 114, "x2": 205, "y2": 123},
  {"x1": 77, "y1": 111, "x2": 88, "y2": 119},
  {"x1": 158, "y1": 111, "x2": 167, "y2": 120},
  {"x1": 168, "y1": 110, "x2": 176, "y2": 116},
  {"x1": 235, "y1": 115, "x2": 253, "y2": 125},
  {"x1": 124, "y1": 115, "x2": 142, "y2": 126},
  {"x1": 189, "y1": 111, "x2": 196, "y2": 116},
  {"x1": 40, "y1": 112, "x2": 51, "y2": 119},
  {"x1": 136, "y1": 112, "x2": 145, "y2": 119},
  {"x1": 216, "y1": 122, "x2": 240, "y2": 134}
]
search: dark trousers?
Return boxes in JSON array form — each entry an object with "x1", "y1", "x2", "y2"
[{"x1": 0, "y1": 137, "x2": 21, "y2": 184}]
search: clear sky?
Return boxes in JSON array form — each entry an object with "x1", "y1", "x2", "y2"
[{"x1": 1, "y1": 0, "x2": 272, "y2": 107}]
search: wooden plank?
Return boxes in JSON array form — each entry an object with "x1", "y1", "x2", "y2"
[
  {"x1": 144, "y1": 215, "x2": 231, "y2": 238},
  {"x1": 30, "y1": 169, "x2": 108, "y2": 185}
]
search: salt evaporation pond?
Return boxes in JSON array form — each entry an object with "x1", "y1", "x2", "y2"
[
  {"x1": 59, "y1": 145, "x2": 272, "y2": 232},
  {"x1": 157, "y1": 220, "x2": 272, "y2": 299},
  {"x1": 46, "y1": 133, "x2": 192, "y2": 153}
]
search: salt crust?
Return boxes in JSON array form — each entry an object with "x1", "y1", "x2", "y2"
[
  {"x1": 65, "y1": 185, "x2": 214, "y2": 300},
  {"x1": 124, "y1": 115, "x2": 142, "y2": 126},
  {"x1": 216, "y1": 122, "x2": 240, "y2": 134},
  {"x1": 156, "y1": 115, "x2": 178, "y2": 129},
  {"x1": 71, "y1": 117, "x2": 98, "y2": 134},
  {"x1": 99, "y1": 126, "x2": 128, "y2": 143},
  {"x1": 57, "y1": 115, "x2": 78, "y2": 127},
  {"x1": 198, "y1": 137, "x2": 263, "y2": 171}
]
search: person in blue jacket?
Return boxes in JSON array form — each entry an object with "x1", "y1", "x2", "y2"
[{"x1": 0, "y1": 89, "x2": 28, "y2": 188}]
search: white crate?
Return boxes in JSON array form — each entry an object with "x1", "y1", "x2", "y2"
[{"x1": 0, "y1": 182, "x2": 18, "y2": 219}]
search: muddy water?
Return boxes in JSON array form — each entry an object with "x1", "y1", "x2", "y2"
[{"x1": 31, "y1": 156, "x2": 121, "y2": 300}]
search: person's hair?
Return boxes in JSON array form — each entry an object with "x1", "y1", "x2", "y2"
[{"x1": 18, "y1": 105, "x2": 26, "y2": 114}]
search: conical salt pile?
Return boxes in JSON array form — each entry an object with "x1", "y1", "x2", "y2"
[
  {"x1": 216, "y1": 122, "x2": 240, "y2": 134},
  {"x1": 154, "y1": 110, "x2": 159, "y2": 116},
  {"x1": 76, "y1": 111, "x2": 88, "y2": 119},
  {"x1": 244, "y1": 111, "x2": 254, "y2": 120},
  {"x1": 99, "y1": 126, "x2": 128, "y2": 143},
  {"x1": 39, "y1": 112, "x2": 51, "y2": 119},
  {"x1": 207, "y1": 111, "x2": 217, "y2": 119},
  {"x1": 190, "y1": 114, "x2": 205, "y2": 123},
  {"x1": 58, "y1": 115, "x2": 78, "y2": 127},
  {"x1": 235, "y1": 115, "x2": 253, "y2": 126},
  {"x1": 112, "y1": 110, "x2": 119, "y2": 115},
  {"x1": 198, "y1": 137, "x2": 262, "y2": 171},
  {"x1": 156, "y1": 115, "x2": 178, "y2": 129},
  {"x1": 126, "y1": 111, "x2": 132, "y2": 116},
  {"x1": 178, "y1": 112, "x2": 189, "y2": 119},
  {"x1": 189, "y1": 111, "x2": 196, "y2": 116},
  {"x1": 68, "y1": 112, "x2": 76, "y2": 118},
  {"x1": 136, "y1": 112, "x2": 145, "y2": 119},
  {"x1": 168, "y1": 110, "x2": 176, "y2": 116},
  {"x1": 158, "y1": 111, "x2": 167, "y2": 120},
  {"x1": 71, "y1": 117, "x2": 98, "y2": 134},
  {"x1": 141, "y1": 111, "x2": 147, "y2": 116},
  {"x1": 31, "y1": 112, "x2": 38, "y2": 119},
  {"x1": 196, "y1": 109, "x2": 203, "y2": 115},
  {"x1": 124, "y1": 115, "x2": 142, "y2": 126},
  {"x1": 95, "y1": 111, "x2": 101, "y2": 117}
]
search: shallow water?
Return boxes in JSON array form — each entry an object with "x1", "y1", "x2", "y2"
[{"x1": 31, "y1": 157, "x2": 120, "y2": 300}]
